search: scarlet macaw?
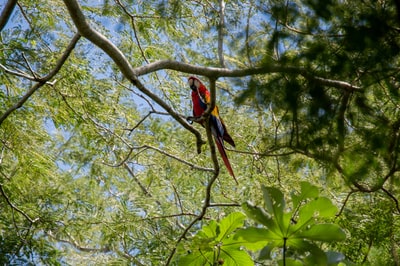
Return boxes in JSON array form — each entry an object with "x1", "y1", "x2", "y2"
[{"x1": 188, "y1": 76, "x2": 238, "y2": 184}]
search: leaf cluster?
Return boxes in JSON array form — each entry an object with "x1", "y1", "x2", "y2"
[{"x1": 177, "y1": 182, "x2": 346, "y2": 265}]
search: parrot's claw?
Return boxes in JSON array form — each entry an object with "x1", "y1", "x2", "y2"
[
  {"x1": 186, "y1": 116, "x2": 194, "y2": 124},
  {"x1": 187, "y1": 116, "x2": 203, "y2": 124}
]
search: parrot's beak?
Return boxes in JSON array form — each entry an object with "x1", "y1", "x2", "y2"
[{"x1": 188, "y1": 77, "x2": 198, "y2": 91}]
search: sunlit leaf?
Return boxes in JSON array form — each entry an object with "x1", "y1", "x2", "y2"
[
  {"x1": 217, "y1": 212, "x2": 246, "y2": 241},
  {"x1": 296, "y1": 224, "x2": 346, "y2": 242}
]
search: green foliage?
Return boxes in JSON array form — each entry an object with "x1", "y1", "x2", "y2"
[
  {"x1": 237, "y1": 182, "x2": 346, "y2": 265},
  {"x1": 1, "y1": 0, "x2": 400, "y2": 265},
  {"x1": 177, "y1": 212, "x2": 254, "y2": 266},
  {"x1": 176, "y1": 183, "x2": 346, "y2": 265}
]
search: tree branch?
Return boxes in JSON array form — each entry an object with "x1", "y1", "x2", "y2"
[
  {"x1": 134, "y1": 60, "x2": 361, "y2": 92},
  {"x1": 0, "y1": 33, "x2": 81, "y2": 126},
  {"x1": 217, "y1": 0, "x2": 226, "y2": 67},
  {"x1": 0, "y1": 0, "x2": 17, "y2": 32},
  {"x1": 0, "y1": 63, "x2": 54, "y2": 83},
  {"x1": 0, "y1": 184, "x2": 39, "y2": 224},
  {"x1": 47, "y1": 231, "x2": 110, "y2": 253},
  {"x1": 123, "y1": 162, "x2": 155, "y2": 199},
  {"x1": 381, "y1": 187, "x2": 400, "y2": 214},
  {"x1": 336, "y1": 190, "x2": 356, "y2": 217},
  {"x1": 114, "y1": 0, "x2": 149, "y2": 63}
]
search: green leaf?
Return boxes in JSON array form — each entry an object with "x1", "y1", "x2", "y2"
[
  {"x1": 262, "y1": 186, "x2": 285, "y2": 217},
  {"x1": 262, "y1": 186, "x2": 291, "y2": 235},
  {"x1": 242, "y1": 201, "x2": 269, "y2": 225},
  {"x1": 294, "y1": 197, "x2": 338, "y2": 232},
  {"x1": 234, "y1": 227, "x2": 273, "y2": 250},
  {"x1": 217, "y1": 212, "x2": 246, "y2": 241},
  {"x1": 219, "y1": 247, "x2": 255, "y2": 266},
  {"x1": 296, "y1": 224, "x2": 346, "y2": 242},
  {"x1": 288, "y1": 240, "x2": 328, "y2": 265},
  {"x1": 242, "y1": 201, "x2": 279, "y2": 231},
  {"x1": 303, "y1": 242, "x2": 328, "y2": 265},
  {"x1": 277, "y1": 258, "x2": 304, "y2": 266},
  {"x1": 177, "y1": 252, "x2": 209, "y2": 266},
  {"x1": 291, "y1": 181, "x2": 320, "y2": 209},
  {"x1": 198, "y1": 220, "x2": 218, "y2": 239}
]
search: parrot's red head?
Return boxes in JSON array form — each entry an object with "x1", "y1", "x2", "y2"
[{"x1": 188, "y1": 76, "x2": 201, "y2": 91}]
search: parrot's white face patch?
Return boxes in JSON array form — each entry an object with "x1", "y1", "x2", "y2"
[
  {"x1": 189, "y1": 77, "x2": 201, "y2": 90},
  {"x1": 193, "y1": 79, "x2": 200, "y2": 89}
]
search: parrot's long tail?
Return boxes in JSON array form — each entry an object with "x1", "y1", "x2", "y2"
[{"x1": 214, "y1": 136, "x2": 238, "y2": 184}]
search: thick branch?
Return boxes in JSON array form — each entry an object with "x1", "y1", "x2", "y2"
[
  {"x1": 0, "y1": 0, "x2": 17, "y2": 31},
  {"x1": 0, "y1": 33, "x2": 81, "y2": 126},
  {"x1": 63, "y1": 0, "x2": 135, "y2": 81},
  {"x1": 134, "y1": 60, "x2": 361, "y2": 92}
]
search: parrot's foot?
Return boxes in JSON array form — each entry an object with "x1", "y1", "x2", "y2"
[{"x1": 186, "y1": 116, "x2": 203, "y2": 124}]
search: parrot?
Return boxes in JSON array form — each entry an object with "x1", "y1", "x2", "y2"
[{"x1": 188, "y1": 76, "x2": 238, "y2": 184}]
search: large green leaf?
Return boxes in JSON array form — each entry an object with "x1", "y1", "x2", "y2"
[
  {"x1": 234, "y1": 227, "x2": 274, "y2": 250},
  {"x1": 178, "y1": 212, "x2": 252, "y2": 265},
  {"x1": 288, "y1": 240, "x2": 328, "y2": 265},
  {"x1": 198, "y1": 219, "x2": 218, "y2": 239},
  {"x1": 217, "y1": 212, "x2": 246, "y2": 241},
  {"x1": 262, "y1": 186, "x2": 285, "y2": 218},
  {"x1": 262, "y1": 186, "x2": 291, "y2": 234},
  {"x1": 296, "y1": 224, "x2": 346, "y2": 242},
  {"x1": 177, "y1": 252, "x2": 210, "y2": 266},
  {"x1": 258, "y1": 243, "x2": 276, "y2": 260},
  {"x1": 291, "y1": 181, "x2": 320, "y2": 209},
  {"x1": 241, "y1": 185, "x2": 346, "y2": 265},
  {"x1": 293, "y1": 197, "x2": 338, "y2": 232},
  {"x1": 219, "y1": 247, "x2": 254, "y2": 266},
  {"x1": 242, "y1": 202, "x2": 280, "y2": 232}
]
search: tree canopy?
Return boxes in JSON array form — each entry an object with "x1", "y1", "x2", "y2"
[{"x1": 1, "y1": 0, "x2": 400, "y2": 265}]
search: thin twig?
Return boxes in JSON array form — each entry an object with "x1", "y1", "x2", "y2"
[
  {"x1": 217, "y1": 0, "x2": 226, "y2": 67},
  {"x1": 0, "y1": 184, "x2": 39, "y2": 223},
  {"x1": 336, "y1": 190, "x2": 356, "y2": 217},
  {"x1": 127, "y1": 112, "x2": 151, "y2": 134},
  {"x1": 146, "y1": 212, "x2": 200, "y2": 220},
  {"x1": 114, "y1": 0, "x2": 149, "y2": 63},
  {"x1": 21, "y1": 52, "x2": 38, "y2": 79},
  {"x1": 123, "y1": 161, "x2": 154, "y2": 199},
  {"x1": 0, "y1": 63, "x2": 55, "y2": 83},
  {"x1": 381, "y1": 187, "x2": 400, "y2": 214}
]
